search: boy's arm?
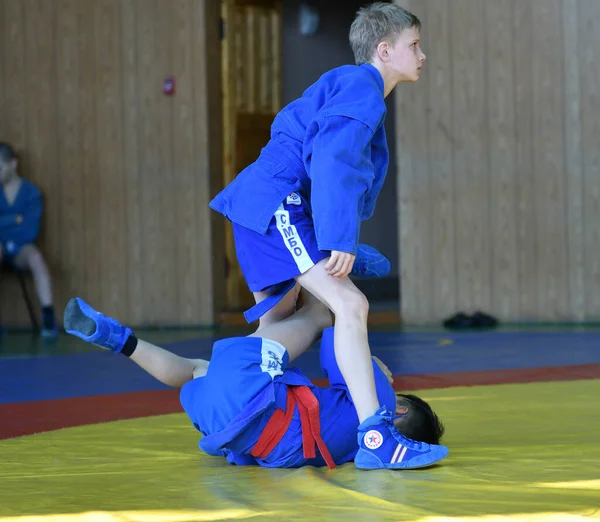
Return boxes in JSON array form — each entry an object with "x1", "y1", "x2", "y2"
[
  {"x1": 319, "y1": 326, "x2": 397, "y2": 412},
  {"x1": 0, "y1": 213, "x2": 22, "y2": 230},
  {"x1": 15, "y1": 187, "x2": 43, "y2": 244},
  {"x1": 1, "y1": 185, "x2": 43, "y2": 243},
  {"x1": 310, "y1": 116, "x2": 376, "y2": 255}
]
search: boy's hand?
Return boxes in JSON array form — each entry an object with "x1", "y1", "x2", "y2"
[
  {"x1": 373, "y1": 356, "x2": 394, "y2": 385},
  {"x1": 325, "y1": 250, "x2": 356, "y2": 278}
]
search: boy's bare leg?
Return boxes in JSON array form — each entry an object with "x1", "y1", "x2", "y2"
[
  {"x1": 248, "y1": 288, "x2": 331, "y2": 363},
  {"x1": 129, "y1": 339, "x2": 209, "y2": 387},
  {"x1": 63, "y1": 297, "x2": 207, "y2": 388},
  {"x1": 296, "y1": 258, "x2": 379, "y2": 423},
  {"x1": 252, "y1": 282, "x2": 301, "y2": 331},
  {"x1": 135, "y1": 288, "x2": 324, "y2": 385},
  {"x1": 14, "y1": 245, "x2": 54, "y2": 308}
]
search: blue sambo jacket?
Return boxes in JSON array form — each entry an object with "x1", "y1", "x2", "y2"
[{"x1": 209, "y1": 63, "x2": 389, "y2": 255}]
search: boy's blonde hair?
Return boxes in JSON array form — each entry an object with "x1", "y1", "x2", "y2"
[{"x1": 350, "y1": 3, "x2": 421, "y2": 65}]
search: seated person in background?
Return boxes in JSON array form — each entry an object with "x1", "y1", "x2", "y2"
[{"x1": 0, "y1": 142, "x2": 58, "y2": 338}]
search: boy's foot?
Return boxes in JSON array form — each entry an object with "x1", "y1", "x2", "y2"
[
  {"x1": 41, "y1": 306, "x2": 59, "y2": 339},
  {"x1": 63, "y1": 297, "x2": 132, "y2": 353},
  {"x1": 354, "y1": 407, "x2": 449, "y2": 470},
  {"x1": 40, "y1": 326, "x2": 59, "y2": 340},
  {"x1": 350, "y1": 245, "x2": 391, "y2": 279}
]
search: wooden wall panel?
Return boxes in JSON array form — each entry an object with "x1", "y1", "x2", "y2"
[
  {"x1": 426, "y1": 0, "x2": 455, "y2": 321},
  {"x1": 56, "y1": 0, "x2": 85, "y2": 309},
  {"x1": 78, "y1": 3, "x2": 101, "y2": 311},
  {"x1": 563, "y1": 0, "x2": 585, "y2": 321},
  {"x1": 513, "y1": 0, "x2": 538, "y2": 320},
  {"x1": 0, "y1": 0, "x2": 221, "y2": 328},
  {"x1": 121, "y1": 0, "x2": 143, "y2": 326},
  {"x1": 451, "y1": 0, "x2": 491, "y2": 317},
  {"x1": 95, "y1": 0, "x2": 129, "y2": 320},
  {"x1": 397, "y1": 0, "x2": 432, "y2": 322},
  {"x1": 485, "y1": 0, "x2": 519, "y2": 319},
  {"x1": 580, "y1": 0, "x2": 600, "y2": 317},
  {"x1": 0, "y1": 2, "x2": 29, "y2": 325},
  {"x1": 172, "y1": 0, "x2": 201, "y2": 325},
  {"x1": 532, "y1": 0, "x2": 568, "y2": 318},
  {"x1": 396, "y1": 0, "x2": 600, "y2": 323},
  {"x1": 193, "y1": 0, "x2": 224, "y2": 324}
]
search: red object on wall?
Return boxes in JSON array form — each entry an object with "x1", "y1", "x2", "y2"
[{"x1": 163, "y1": 76, "x2": 176, "y2": 95}]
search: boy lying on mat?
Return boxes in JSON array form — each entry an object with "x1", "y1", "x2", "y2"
[{"x1": 63, "y1": 290, "x2": 447, "y2": 470}]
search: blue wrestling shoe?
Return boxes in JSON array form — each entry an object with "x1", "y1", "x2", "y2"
[
  {"x1": 63, "y1": 297, "x2": 133, "y2": 353},
  {"x1": 354, "y1": 407, "x2": 449, "y2": 470},
  {"x1": 350, "y1": 245, "x2": 391, "y2": 279}
]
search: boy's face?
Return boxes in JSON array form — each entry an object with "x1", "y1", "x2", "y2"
[
  {"x1": 386, "y1": 26, "x2": 426, "y2": 83},
  {"x1": 0, "y1": 158, "x2": 17, "y2": 185}
]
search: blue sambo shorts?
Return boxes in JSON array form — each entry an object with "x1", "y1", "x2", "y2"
[
  {"x1": 179, "y1": 335, "x2": 290, "y2": 451},
  {"x1": 232, "y1": 193, "x2": 329, "y2": 292}
]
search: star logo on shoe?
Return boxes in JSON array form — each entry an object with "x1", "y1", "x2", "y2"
[{"x1": 364, "y1": 430, "x2": 383, "y2": 449}]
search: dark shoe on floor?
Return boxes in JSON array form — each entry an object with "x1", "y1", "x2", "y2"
[
  {"x1": 471, "y1": 311, "x2": 499, "y2": 329},
  {"x1": 443, "y1": 312, "x2": 473, "y2": 330}
]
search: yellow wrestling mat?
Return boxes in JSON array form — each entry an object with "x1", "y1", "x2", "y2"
[{"x1": 1, "y1": 380, "x2": 599, "y2": 522}]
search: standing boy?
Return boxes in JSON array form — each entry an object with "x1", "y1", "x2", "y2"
[{"x1": 210, "y1": 3, "x2": 428, "y2": 469}]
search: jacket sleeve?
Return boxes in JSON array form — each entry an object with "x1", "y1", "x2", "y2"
[
  {"x1": 0, "y1": 213, "x2": 20, "y2": 230},
  {"x1": 309, "y1": 115, "x2": 376, "y2": 254},
  {"x1": 15, "y1": 186, "x2": 43, "y2": 244}
]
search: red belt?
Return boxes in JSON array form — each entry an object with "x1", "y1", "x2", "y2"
[{"x1": 250, "y1": 385, "x2": 336, "y2": 469}]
